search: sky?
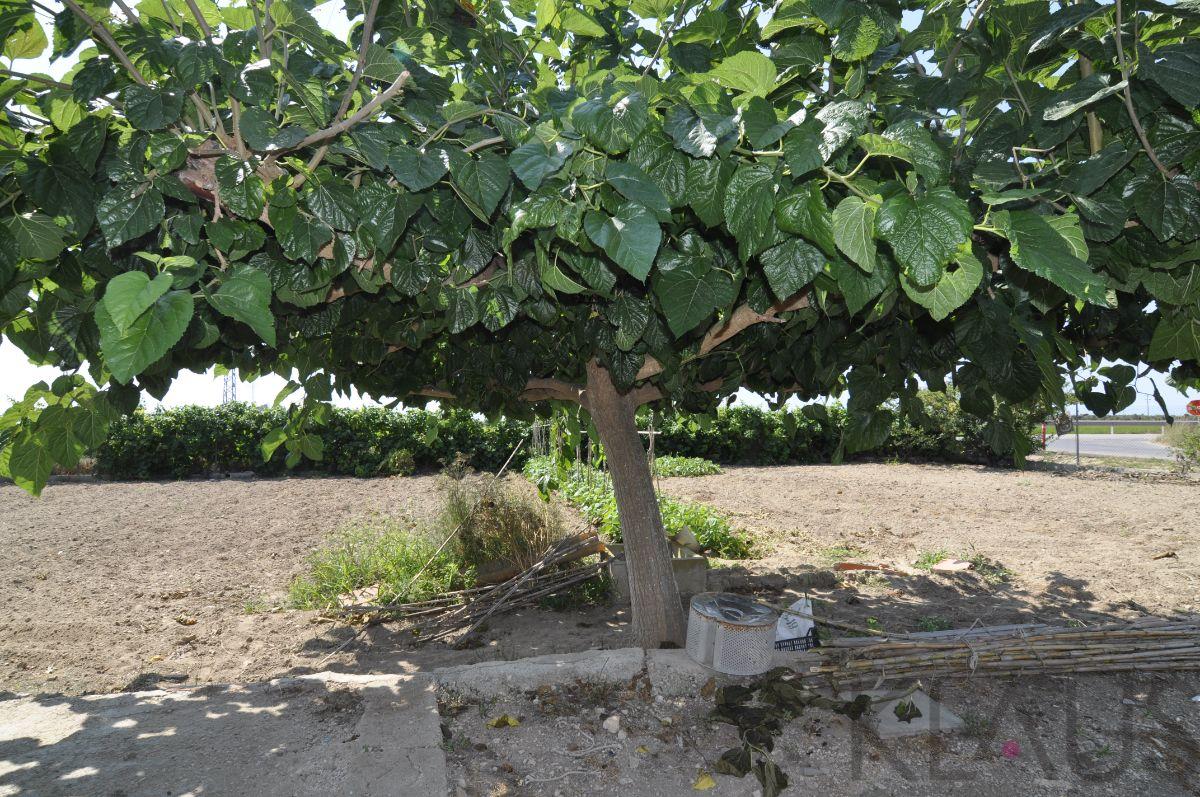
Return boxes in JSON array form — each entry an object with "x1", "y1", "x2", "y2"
[{"x1": 2, "y1": 2, "x2": 1196, "y2": 416}]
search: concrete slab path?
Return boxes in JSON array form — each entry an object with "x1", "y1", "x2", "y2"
[{"x1": 0, "y1": 672, "x2": 446, "y2": 797}]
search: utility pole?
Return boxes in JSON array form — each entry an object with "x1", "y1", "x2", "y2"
[{"x1": 222, "y1": 371, "x2": 237, "y2": 404}]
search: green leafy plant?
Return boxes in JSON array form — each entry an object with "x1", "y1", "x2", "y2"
[
  {"x1": 3, "y1": 0, "x2": 1198, "y2": 647},
  {"x1": 652, "y1": 455, "x2": 721, "y2": 477},
  {"x1": 523, "y1": 455, "x2": 754, "y2": 558},
  {"x1": 1163, "y1": 423, "x2": 1200, "y2": 472}
]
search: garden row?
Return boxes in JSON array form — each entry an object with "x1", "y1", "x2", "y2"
[{"x1": 91, "y1": 395, "x2": 1043, "y2": 481}]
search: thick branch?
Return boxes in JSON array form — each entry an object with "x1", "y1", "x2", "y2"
[
  {"x1": 1077, "y1": 55, "x2": 1104, "y2": 155},
  {"x1": 415, "y1": 377, "x2": 585, "y2": 405},
  {"x1": 61, "y1": 0, "x2": 148, "y2": 85},
  {"x1": 637, "y1": 290, "x2": 810, "y2": 382},
  {"x1": 284, "y1": 70, "x2": 410, "y2": 153},
  {"x1": 1113, "y1": 0, "x2": 1170, "y2": 176},
  {"x1": 300, "y1": 0, "x2": 384, "y2": 182}
]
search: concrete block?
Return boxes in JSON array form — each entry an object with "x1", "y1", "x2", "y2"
[{"x1": 433, "y1": 647, "x2": 645, "y2": 698}]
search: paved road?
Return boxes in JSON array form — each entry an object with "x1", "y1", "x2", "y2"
[{"x1": 1045, "y1": 432, "x2": 1173, "y2": 460}]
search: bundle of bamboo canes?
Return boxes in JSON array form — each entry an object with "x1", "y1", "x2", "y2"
[{"x1": 801, "y1": 616, "x2": 1200, "y2": 684}]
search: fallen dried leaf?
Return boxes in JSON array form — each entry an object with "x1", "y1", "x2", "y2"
[
  {"x1": 692, "y1": 771, "x2": 716, "y2": 790},
  {"x1": 486, "y1": 714, "x2": 520, "y2": 729}
]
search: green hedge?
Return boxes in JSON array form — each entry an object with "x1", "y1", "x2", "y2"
[
  {"x1": 91, "y1": 393, "x2": 1039, "y2": 480},
  {"x1": 95, "y1": 404, "x2": 528, "y2": 479}
]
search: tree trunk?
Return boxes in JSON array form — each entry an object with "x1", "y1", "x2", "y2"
[{"x1": 585, "y1": 361, "x2": 686, "y2": 649}]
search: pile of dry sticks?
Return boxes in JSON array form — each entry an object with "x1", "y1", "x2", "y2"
[
  {"x1": 338, "y1": 530, "x2": 608, "y2": 641},
  {"x1": 798, "y1": 615, "x2": 1200, "y2": 685}
]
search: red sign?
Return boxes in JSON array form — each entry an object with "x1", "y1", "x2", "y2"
[{"x1": 1188, "y1": 400, "x2": 1200, "y2": 417}]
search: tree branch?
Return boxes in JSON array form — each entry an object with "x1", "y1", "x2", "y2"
[
  {"x1": 298, "y1": 0, "x2": 384, "y2": 184},
  {"x1": 61, "y1": 0, "x2": 148, "y2": 85},
  {"x1": 636, "y1": 291, "x2": 811, "y2": 382},
  {"x1": 282, "y1": 70, "x2": 410, "y2": 154},
  {"x1": 1113, "y1": 0, "x2": 1170, "y2": 176}
]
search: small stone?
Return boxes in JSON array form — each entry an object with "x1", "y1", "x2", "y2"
[
  {"x1": 617, "y1": 729, "x2": 627, "y2": 741},
  {"x1": 603, "y1": 714, "x2": 621, "y2": 734}
]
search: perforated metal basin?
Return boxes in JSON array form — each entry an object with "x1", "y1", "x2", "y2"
[{"x1": 685, "y1": 592, "x2": 779, "y2": 676}]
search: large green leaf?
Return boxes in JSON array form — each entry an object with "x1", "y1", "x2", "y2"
[
  {"x1": 724, "y1": 164, "x2": 776, "y2": 261},
  {"x1": 899, "y1": 244, "x2": 983, "y2": 321},
  {"x1": 1133, "y1": 175, "x2": 1200, "y2": 242},
  {"x1": 583, "y1": 202, "x2": 661, "y2": 281},
  {"x1": 97, "y1": 185, "x2": 165, "y2": 249},
  {"x1": 101, "y1": 271, "x2": 173, "y2": 333},
  {"x1": 605, "y1": 161, "x2": 671, "y2": 222},
  {"x1": 123, "y1": 84, "x2": 185, "y2": 130},
  {"x1": 97, "y1": 289, "x2": 194, "y2": 384},
  {"x1": 1042, "y1": 75, "x2": 1126, "y2": 121},
  {"x1": 653, "y1": 252, "x2": 735, "y2": 337},
  {"x1": 7, "y1": 430, "x2": 54, "y2": 496},
  {"x1": 1148, "y1": 312, "x2": 1200, "y2": 362},
  {"x1": 268, "y1": 199, "x2": 333, "y2": 263},
  {"x1": 18, "y1": 157, "x2": 96, "y2": 235},
  {"x1": 452, "y1": 153, "x2": 511, "y2": 218},
  {"x1": 686, "y1": 158, "x2": 734, "y2": 227},
  {"x1": 1144, "y1": 42, "x2": 1200, "y2": 109},
  {"x1": 208, "y1": 264, "x2": 276, "y2": 345},
  {"x1": 831, "y1": 196, "x2": 878, "y2": 273},
  {"x1": 573, "y1": 93, "x2": 648, "y2": 154},
  {"x1": 3, "y1": 212, "x2": 66, "y2": 260},
  {"x1": 509, "y1": 131, "x2": 573, "y2": 189},
  {"x1": 1059, "y1": 143, "x2": 1131, "y2": 196},
  {"x1": 759, "y1": 237, "x2": 826, "y2": 299},
  {"x1": 998, "y1": 210, "x2": 1110, "y2": 305},
  {"x1": 708, "y1": 51, "x2": 777, "y2": 97},
  {"x1": 303, "y1": 170, "x2": 360, "y2": 231},
  {"x1": 388, "y1": 146, "x2": 450, "y2": 191},
  {"x1": 775, "y1": 182, "x2": 836, "y2": 257},
  {"x1": 215, "y1": 156, "x2": 266, "y2": 220},
  {"x1": 876, "y1": 188, "x2": 973, "y2": 287}
]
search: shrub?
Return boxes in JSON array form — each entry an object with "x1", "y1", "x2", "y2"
[
  {"x1": 652, "y1": 455, "x2": 721, "y2": 477},
  {"x1": 1164, "y1": 423, "x2": 1200, "y2": 471},
  {"x1": 523, "y1": 456, "x2": 755, "y2": 559}
]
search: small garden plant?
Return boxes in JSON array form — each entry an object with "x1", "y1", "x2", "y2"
[{"x1": 652, "y1": 455, "x2": 722, "y2": 477}]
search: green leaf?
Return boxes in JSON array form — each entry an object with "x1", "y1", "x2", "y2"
[
  {"x1": 583, "y1": 202, "x2": 662, "y2": 281},
  {"x1": 831, "y1": 196, "x2": 878, "y2": 272},
  {"x1": 998, "y1": 210, "x2": 1110, "y2": 306},
  {"x1": 775, "y1": 181, "x2": 836, "y2": 257},
  {"x1": 123, "y1": 84, "x2": 185, "y2": 130},
  {"x1": 1028, "y1": 1, "x2": 1104, "y2": 53},
  {"x1": 7, "y1": 430, "x2": 54, "y2": 496},
  {"x1": 509, "y1": 129, "x2": 573, "y2": 190},
  {"x1": 900, "y1": 244, "x2": 983, "y2": 321},
  {"x1": 759, "y1": 237, "x2": 826, "y2": 299},
  {"x1": 215, "y1": 156, "x2": 265, "y2": 220},
  {"x1": 1134, "y1": 175, "x2": 1200, "y2": 242},
  {"x1": 97, "y1": 184, "x2": 165, "y2": 248},
  {"x1": 2, "y1": 212, "x2": 66, "y2": 260},
  {"x1": 238, "y1": 107, "x2": 308, "y2": 151},
  {"x1": 97, "y1": 289, "x2": 194, "y2": 384},
  {"x1": 3, "y1": 13, "x2": 46, "y2": 59},
  {"x1": 1059, "y1": 142, "x2": 1131, "y2": 196},
  {"x1": 101, "y1": 270, "x2": 173, "y2": 333},
  {"x1": 708, "y1": 51, "x2": 777, "y2": 97},
  {"x1": 268, "y1": 199, "x2": 332, "y2": 263},
  {"x1": 876, "y1": 188, "x2": 973, "y2": 287},
  {"x1": 1144, "y1": 42, "x2": 1200, "y2": 109},
  {"x1": 388, "y1": 146, "x2": 450, "y2": 191},
  {"x1": 880, "y1": 120, "x2": 949, "y2": 185},
  {"x1": 18, "y1": 158, "x2": 96, "y2": 236},
  {"x1": 832, "y1": 9, "x2": 893, "y2": 62},
  {"x1": 560, "y1": 7, "x2": 605, "y2": 36},
  {"x1": 208, "y1": 264, "x2": 276, "y2": 345},
  {"x1": 814, "y1": 100, "x2": 868, "y2": 161},
  {"x1": 303, "y1": 169, "x2": 360, "y2": 231},
  {"x1": 605, "y1": 161, "x2": 671, "y2": 222},
  {"x1": 830, "y1": 256, "x2": 892, "y2": 315},
  {"x1": 573, "y1": 93, "x2": 648, "y2": 154},
  {"x1": 1148, "y1": 312, "x2": 1200, "y2": 362},
  {"x1": 686, "y1": 158, "x2": 734, "y2": 228},
  {"x1": 452, "y1": 153, "x2": 511, "y2": 218},
  {"x1": 652, "y1": 251, "x2": 735, "y2": 337},
  {"x1": 724, "y1": 164, "x2": 776, "y2": 261},
  {"x1": 1042, "y1": 75, "x2": 1126, "y2": 121}
]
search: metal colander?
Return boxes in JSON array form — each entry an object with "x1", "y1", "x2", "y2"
[{"x1": 685, "y1": 592, "x2": 779, "y2": 676}]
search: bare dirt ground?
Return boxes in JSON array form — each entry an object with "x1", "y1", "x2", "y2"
[
  {"x1": 3, "y1": 463, "x2": 1200, "y2": 794},
  {"x1": 0, "y1": 475, "x2": 632, "y2": 697},
  {"x1": 663, "y1": 461, "x2": 1200, "y2": 633}
]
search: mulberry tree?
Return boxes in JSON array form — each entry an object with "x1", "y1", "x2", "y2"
[{"x1": 2, "y1": 0, "x2": 1199, "y2": 646}]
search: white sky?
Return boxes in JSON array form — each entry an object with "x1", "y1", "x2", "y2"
[{"x1": 2, "y1": 3, "x2": 1195, "y2": 415}]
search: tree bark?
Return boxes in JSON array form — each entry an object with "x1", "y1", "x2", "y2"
[{"x1": 585, "y1": 361, "x2": 687, "y2": 649}]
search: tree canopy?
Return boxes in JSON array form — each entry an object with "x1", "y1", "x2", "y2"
[{"x1": 2, "y1": 0, "x2": 1200, "y2": 494}]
